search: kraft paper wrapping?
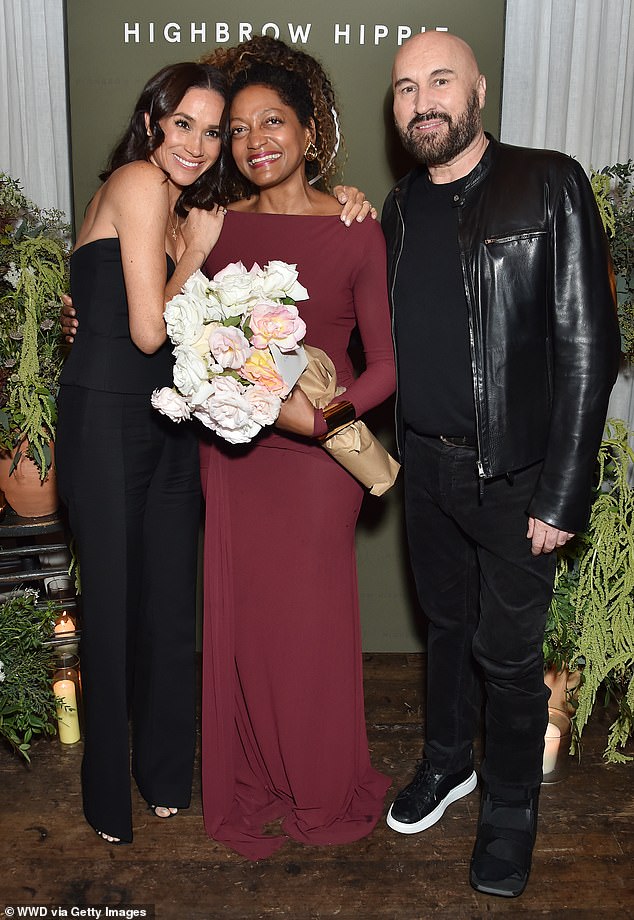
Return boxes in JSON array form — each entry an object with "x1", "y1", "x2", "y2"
[{"x1": 298, "y1": 345, "x2": 400, "y2": 496}]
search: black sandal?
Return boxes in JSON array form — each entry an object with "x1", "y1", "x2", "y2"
[{"x1": 148, "y1": 805, "x2": 178, "y2": 819}]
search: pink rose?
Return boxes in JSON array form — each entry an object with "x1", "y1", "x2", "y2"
[
  {"x1": 241, "y1": 349, "x2": 289, "y2": 396},
  {"x1": 245, "y1": 384, "x2": 282, "y2": 426},
  {"x1": 249, "y1": 301, "x2": 306, "y2": 353},
  {"x1": 208, "y1": 325, "x2": 251, "y2": 370},
  {"x1": 151, "y1": 387, "x2": 191, "y2": 422}
]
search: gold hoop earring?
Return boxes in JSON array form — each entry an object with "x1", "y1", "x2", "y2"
[{"x1": 304, "y1": 141, "x2": 318, "y2": 162}]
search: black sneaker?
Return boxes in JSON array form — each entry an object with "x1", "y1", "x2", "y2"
[
  {"x1": 386, "y1": 759, "x2": 478, "y2": 834},
  {"x1": 470, "y1": 787, "x2": 539, "y2": 898}
]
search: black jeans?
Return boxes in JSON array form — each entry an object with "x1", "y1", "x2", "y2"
[{"x1": 404, "y1": 429, "x2": 555, "y2": 793}]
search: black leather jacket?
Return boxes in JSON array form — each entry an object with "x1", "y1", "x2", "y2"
[{"x1": 382, "y1": 135, "x2": 620, "y2": 533}]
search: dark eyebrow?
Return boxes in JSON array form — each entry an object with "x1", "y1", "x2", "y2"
[
  {"x1": 229, "y1": 107, "x2": 282, "y2": 122},
  {"x1": 173, "y1": 110, "x2": 220, "y2": 129}
]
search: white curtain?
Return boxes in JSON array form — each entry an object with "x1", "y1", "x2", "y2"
[
  {"x1": 0, "y1": 0, "x2": 71, "y2": 217},
  {"x1": 502, "y1": 0, "x2": 634, "y2": 428},
  {"x1": 501, "y1": 0, "x2": 634, "y2": 172}
]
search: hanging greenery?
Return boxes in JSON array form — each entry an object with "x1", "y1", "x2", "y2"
[{"x1": 0, "y1": 174, "x2": 70, "y2": 478}]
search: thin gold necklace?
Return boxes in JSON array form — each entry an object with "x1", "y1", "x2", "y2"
[{"x1": 168, "y1": 210, "x2": 180, "y2": 240}]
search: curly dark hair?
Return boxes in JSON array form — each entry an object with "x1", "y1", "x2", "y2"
[
  {"x1": 100, "y1": 62, "x2": 229, "y2": 215},
  {"x1": 201, "y1": 36, "x2": 342, "y2": 194}
]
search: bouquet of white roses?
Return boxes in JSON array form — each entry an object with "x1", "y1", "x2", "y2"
[{"x1": 152, "y1": 260, "x2": 308, "y2": 444}]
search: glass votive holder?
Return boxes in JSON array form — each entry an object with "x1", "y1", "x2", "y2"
[
  {"x1": 542, "y1": 707, "x2": 572, "y2": 784},
  {"x1": 44, "y1": 575, "x2": 74, "y2": 602},
  {"x1": 52, "y1": 653, "x2": 82, "y2": 745},
  {"x1": 52, "y1": 610, "x2": 79, "y2": 654}
]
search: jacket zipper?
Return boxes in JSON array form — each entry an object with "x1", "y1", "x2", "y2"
[
  {"x1": 458, "y1": 207, "x2": 486, "y2": 482},
  {"x1": 483, "y1": 230, "x2": 546, "y2": 245}
]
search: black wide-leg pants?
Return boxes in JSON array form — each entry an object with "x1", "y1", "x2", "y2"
[
  {"x1": 403, "y1": 429, "x2": 556, "y2": 794},
  {"x1": 56, "y1": 385, "x2": 201, "y2": 841}
]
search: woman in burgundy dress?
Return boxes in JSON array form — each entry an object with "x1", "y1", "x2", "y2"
[{"x1": 199, "y1": 43, "x2": 395, "y2": 859}]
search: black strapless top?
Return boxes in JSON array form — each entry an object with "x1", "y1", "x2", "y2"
[{"x1": 60, "y1": 237, "x2": 175, "y2": 395}]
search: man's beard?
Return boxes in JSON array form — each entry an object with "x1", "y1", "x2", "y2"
[{"x1": 397, "y1": 89, "x2": 481, "y2": 166}]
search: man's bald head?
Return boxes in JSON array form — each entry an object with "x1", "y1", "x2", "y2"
[
  {"x1": 391, "y1": 31, "x2": 487, "y2": 178},
  {"x1": 392, "y1": 32, "x2": 482, "y2": 89}
]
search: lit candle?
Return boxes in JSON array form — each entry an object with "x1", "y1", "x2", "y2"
[
  {"x1": 54, "y1": 612, "x2": 75, "y2": 634},
  {"x1": 542, "y1": 720, "x2": 561, "y2": 775},
  {"x1": 53, "y1": 678, "x2": 81, "y2": 744},
  {"x1": 53, "y1": 612, "x2": 78, "y2": 653}
]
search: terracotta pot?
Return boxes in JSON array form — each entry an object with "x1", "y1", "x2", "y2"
[
  {"x1": 544, "y1": 665, "x2": 581, "y2": 716},
  {"x1": 0, "y1": 443, "x2": 58, "y2": 517}
]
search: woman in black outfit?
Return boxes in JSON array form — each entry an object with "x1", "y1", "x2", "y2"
[{"x1": 55, "y1": 62, "x2": 228, "y2": 844}]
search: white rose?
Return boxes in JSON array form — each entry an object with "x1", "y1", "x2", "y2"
[
  {"x1": 188, "y1": 380, "x2": 215, "y2": 408},
  {"x1": 164, "y1": 292, "x2": 206, "y2": 345},
  {"x1": 172, "y1": 344, "x2": 208, "y2": 397},
  {"x1": 209, "y1": 325, "x2": 252, "y2": 370},
  {"x1": 190, "y1": 326, "x2": 214, "y2": 360},
  {"x1": 211, "y1": 260, "x2": 252, "y2": 283},
  {"x1": 151, "y1": 387, "x2": 191, "y2": 422},
  {"x1": 259, "y1": 260, "x2": 309, "y2": 302},
  {"x1": 182, "y1": 269, "x2": 211, "y2": 300},
  {"x1": 211, "y1": 261, "x2": 260, "y2": 314},
  {"x1": 193, "y1": 376, "x2": 261, "y2": 444},
  {"x1": 202, "y1": 291, "x2": 224, "y2": 323},
  {"x1": 182, "y1": 271, "x2": 224, "y2": 322},
  {"x1": 245, "y1": 384, "x2": 282, "y2": 427}
]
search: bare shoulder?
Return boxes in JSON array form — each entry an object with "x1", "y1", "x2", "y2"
[
  {"x1": 311, "y1": 190, "x2": 342, "y2": 216},
  {"x1": 106, "y1": 160, "x2": 169, "y2": 199}
]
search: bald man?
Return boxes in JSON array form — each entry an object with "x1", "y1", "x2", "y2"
[{"x1": 381, "y1": 32, "x2": 619, "y2": 897}]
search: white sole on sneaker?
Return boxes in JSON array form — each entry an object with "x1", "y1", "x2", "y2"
[{"x1": 386, "y1": 770, "x2": 478, "y2": 834}]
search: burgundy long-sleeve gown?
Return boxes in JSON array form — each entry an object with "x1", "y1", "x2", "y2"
[{"x1": 199, "y1": 210, "x2": 395, "y2": 859}]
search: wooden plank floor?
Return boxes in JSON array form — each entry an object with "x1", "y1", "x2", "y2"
[{"x1": 1, "y1": 653, "x2": 633, "y2": 919}]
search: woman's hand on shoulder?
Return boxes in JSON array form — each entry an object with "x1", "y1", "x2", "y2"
[
  {"x1": 181, "y1": 205, "x2": 227, "y2": 263},
  {"x1": 333, "y1": 185, "x2": 377, "y2": 226},
  {"x1": 60, "y1": 293, "x2": 77, "y2": 344}
]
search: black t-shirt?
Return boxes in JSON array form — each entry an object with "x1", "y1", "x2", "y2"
[{"x1": 393, "y1": 169, "x2": 476, "y2": 437}]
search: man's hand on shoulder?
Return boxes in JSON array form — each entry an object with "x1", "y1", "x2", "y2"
[{"x1": 527, "y1": 517, "x2": 575, "y2": 556}]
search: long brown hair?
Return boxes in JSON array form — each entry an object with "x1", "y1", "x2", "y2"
[{"x1": 101, "y1": 62, "x2": 229, "y2": 214}]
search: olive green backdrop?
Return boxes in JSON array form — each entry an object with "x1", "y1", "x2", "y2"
[{"x1": 65, "y1": 0, "x2": 506, "y2": 650}]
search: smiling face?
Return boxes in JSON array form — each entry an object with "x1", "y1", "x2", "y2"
[
  {"x1": 392, "y1": 32, "x2": 486, "y2": 168},
  {"x1": 146, "y1": 86, "x2": 225, "y2": 187},
  {"x1": 229, "y1": 84, "x2": 314, "y2": 191}
]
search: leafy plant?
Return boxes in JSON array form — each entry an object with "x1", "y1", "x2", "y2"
[
  {"x1": 0, "y1": 173, "x2": 70, "y2": 477},
  {"x1": 0, "y1": 589, "x2": 58, "y2": 759},
  {"x1": 591, "y1": 160, "x2": 634, "y2": 361},
  {"x1": 544, "y1": 419, "x2": 634, "y2": 762}
]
